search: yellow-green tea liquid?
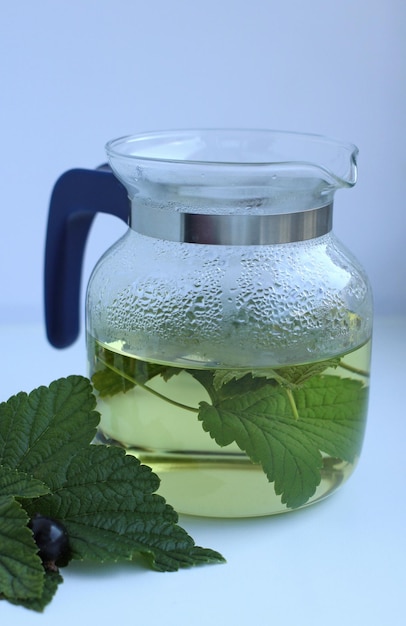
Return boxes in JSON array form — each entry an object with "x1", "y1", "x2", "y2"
[{"x1": 89, "y1": 339, "x2": 370, "y2": 517}]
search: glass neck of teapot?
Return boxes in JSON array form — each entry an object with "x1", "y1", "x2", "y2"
[{"x1": 106, "y1": 130, "x2": 358, "y2": 245}]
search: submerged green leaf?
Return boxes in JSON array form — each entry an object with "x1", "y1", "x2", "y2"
[
  {"x1": 91, "y1": 338, "x2": 183, "y2": 398},
  {"x1": 212, "y1": 358, "x2": 341, "y2": 392},
  {"x1": 198, "y1": 374, "x2": 368, "y2": 508}
]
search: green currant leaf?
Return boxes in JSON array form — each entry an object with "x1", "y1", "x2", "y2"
[
  {"x1": 0, "y1": 376, "x2": 100, "y2": 491},
  {"x1": 5, "y1": 570, "x2": 63, "y2": 612},
  {"x1": 273, "y1": 358, "x2": 341, "y2": 387},
  {"x1": 291, "y1": 376, "x2": 368, "y2": 460},
  {"x1": 212, "y1": 358, "x2": 340, "y2": 392},
  {"x1": 0, "y1": 496, "x2": 44, "y2": 602},
  {"x1": 22, "y1": 445, "x2": 224, "y2": 572},
  {"x1": 213, "y1": 367, "x2": 285, "y2": 391},
  {"x1": 0, "y1": 466, "x2": 50, "y2": 499},
  {"x1": 91, "y1": 336, "x2": 183, "y2": 397},
  {"x1": 198, "y1": 375, "x2": 368, "y2": 509},
  {"x1": 0, "y1": 375, "x2": 224, "y2": 612}
]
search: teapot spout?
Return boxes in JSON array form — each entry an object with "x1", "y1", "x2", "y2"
[
  {"x1": 264, "y1": 131, "x2": 358, "y2": 190},
  {"x1": 318, "y1": 138, "x2": 358, "y2": 188}
]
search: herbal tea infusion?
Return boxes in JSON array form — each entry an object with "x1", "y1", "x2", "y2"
[{"x1": 89, "y1": 337, "x2": 370, "y2": 517}]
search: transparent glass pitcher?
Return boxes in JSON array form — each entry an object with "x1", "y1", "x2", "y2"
[{"x1": 45, "y1": 129, "x2": 373, "y2": 517}]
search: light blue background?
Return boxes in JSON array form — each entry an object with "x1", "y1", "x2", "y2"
[{"x1": 1, "y1": 0, "x2": 405, "y2": 328}]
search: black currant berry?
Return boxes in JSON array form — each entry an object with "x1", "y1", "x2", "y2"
[{"x1": 29, "y1": 514, "x2": 70, "y2": 571}]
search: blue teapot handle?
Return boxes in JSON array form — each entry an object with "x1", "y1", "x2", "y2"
[{"x1": 44, "y1": 165, "x2": 129, "y2": 348}]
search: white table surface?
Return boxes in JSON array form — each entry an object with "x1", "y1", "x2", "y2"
[{"x1": 1, "y1": 316, "x2": 405, "y2": 625}]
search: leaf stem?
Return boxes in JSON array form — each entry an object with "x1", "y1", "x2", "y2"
[
  {"x1": 338, "y1": 361, "x2": 370, "y2": 378},
  {"x1": 285, "y1": 387, "x2": 300, "y2": 420},
  {"x1": 96, "y1": 356, "x2": 199, "y2": 413}
]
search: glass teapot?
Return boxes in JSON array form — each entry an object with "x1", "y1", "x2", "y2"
[{"x1": 45, "y1": 129, "x2": 373, "y2": 517}]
